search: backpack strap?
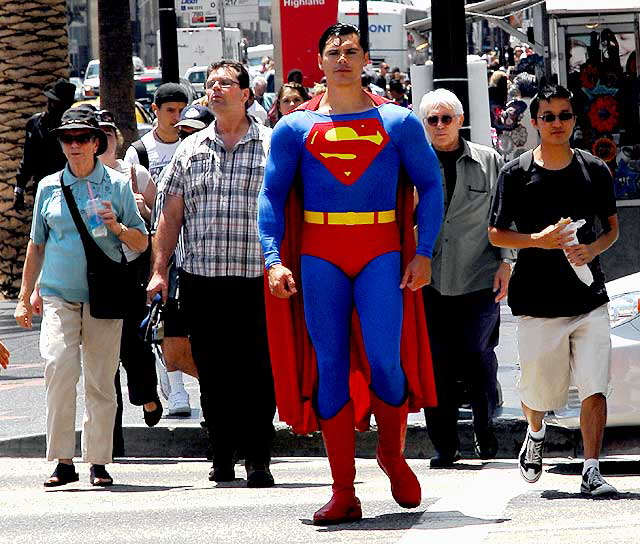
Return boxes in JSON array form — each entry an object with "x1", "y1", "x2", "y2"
[
  {"x1": 573, "y1": 148, "x2": 593, "y2": 186},
  {"x1": 131, "y1": 139, "x2": 149, "y2": 170}
]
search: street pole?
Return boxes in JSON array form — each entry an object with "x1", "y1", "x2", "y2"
[
  {"x1": 430, "y1": 0, "x2": 470, "y2": 139},
  {"x1": 158, "y1": 0, "x2": 179, "y2": 83},
  {"x1": 358, "y1": 0, "x2": 369, "y2": 55},
  {"x1": 219, "y1": 0, "x2": 227, "y2": 58}
]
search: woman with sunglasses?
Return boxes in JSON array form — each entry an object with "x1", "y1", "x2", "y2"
[
  {"x1": 96, "y1": 110, "x2": 163, "y2": 453},
  {"x1": 14, "y1": 107, "x2": 148, "y2": 488}
]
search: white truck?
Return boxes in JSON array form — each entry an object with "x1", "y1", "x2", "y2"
[{"x1": 159, "y1": 27, "x2": 243, "y2": 77}]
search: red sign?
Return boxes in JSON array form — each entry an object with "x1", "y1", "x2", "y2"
[
  {"x1": 305, "y1": 119, "x2": 390, "y2": 185},
  {"x1": 278, "y1": 0, "x2": 339, "y2": 87}
]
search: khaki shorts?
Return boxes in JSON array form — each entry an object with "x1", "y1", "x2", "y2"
[{"x1": 516, "y1": 304, "x2": 611, "y2": 411}]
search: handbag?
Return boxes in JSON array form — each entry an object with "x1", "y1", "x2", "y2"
[{"x1": 60, "y1": 175, "x2": 137, "y2": 319}]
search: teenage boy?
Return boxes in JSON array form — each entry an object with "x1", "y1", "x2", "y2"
[{"x1": 489, "y1": 84, "x2": 619, "y2": 496}]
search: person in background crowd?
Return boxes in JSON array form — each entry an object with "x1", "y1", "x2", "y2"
[
  {"x1": 374, "y1": 62, "x2": 390, "y2": 90},
  {"x1": 14, "y1": 108, "x2": 147, "y2": 488},
  {"x1": 148, "y1": 60, "x2": 276, "y2": 488},
  {"x1": 247, "y1": 89, "x2": 269, "y2": 125},
  {"x1": 252, "y1": 75, "x2": 273, "y2": 111},
  {"x1": 95, "y1": 109, "x2": 161, "y2": 457},
  {"x1": 489, "y1": 71, "x2": 509, "y2": 134},
  {"x1": 419, "y1": 88, "x2": 514, "y2": 467},
  {"x1": 124, "y1": 83, "x2": 192, "y2": 417},
  {"x1": 489, "y1": 84, "x2": 619, "y2": 497},
  {"x1": 258, "y1": 22, "x2": 443, "y2": 525},
  {"x1": 389, "y1": 80, "x2": 411, "y2": 108},
  {"x1": 287, "y1": 69, "x2": 304, "y2": 85},
  {"x1": 175, "y1": 104, "x2": 215, "y2": 140},
  {"x1": 14, "y1": 78, "x2": 76, "y2": 211},
  {"x1": 269, "y1": 82, "x2": 310, "y2": 126},
  {"x1": 498, "y1": 73, "x2": 539, "y2": 161}
]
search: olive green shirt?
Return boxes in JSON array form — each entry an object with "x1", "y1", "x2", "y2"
[{"x1": 430, "y1": 139, "x2": 516, "y2": 296}]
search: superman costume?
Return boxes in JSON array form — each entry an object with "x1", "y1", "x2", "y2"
[{"x1": 258, "y1": 92, "x2": 444, "y2": 522}]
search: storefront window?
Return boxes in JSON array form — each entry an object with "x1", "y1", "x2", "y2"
[{"x1": 567, "y1": 30, "x2": 639, "y2": 201}]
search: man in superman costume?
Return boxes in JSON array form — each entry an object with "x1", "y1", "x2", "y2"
[{"x1": 258, "y1": 23, "x2": 443, "y2": 525}]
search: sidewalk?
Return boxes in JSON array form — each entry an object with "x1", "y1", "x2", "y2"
[{"x1": 0, "y1": 299, "x2": 632, "y2": 459}]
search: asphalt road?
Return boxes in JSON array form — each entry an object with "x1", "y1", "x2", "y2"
[{"x1": 2, "y1": 456, "x2": 640, "y2": 544}]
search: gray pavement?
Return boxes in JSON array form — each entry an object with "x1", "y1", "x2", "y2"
[
  {"x1": 2, "y1": 455, "x2": 640, "y2": 544},
  {"x1": 1, "y1": 299, "x2": 639, "y2": 459}
]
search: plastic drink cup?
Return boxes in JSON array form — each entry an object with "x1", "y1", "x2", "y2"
[{"x1": 86, "y1": 198, "x2": 107, "y2": 238}]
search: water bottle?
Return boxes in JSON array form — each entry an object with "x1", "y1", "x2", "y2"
[{"x1": 85, "y1": 198, "x2": 107, "y2": 238}]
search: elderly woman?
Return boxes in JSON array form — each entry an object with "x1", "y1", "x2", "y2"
[{"x1": 14, "y1": 108, "x2": 147, "y2": 487}]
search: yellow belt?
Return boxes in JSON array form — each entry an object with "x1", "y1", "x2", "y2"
[{"x1": 303, "y1": 210, "x2": 396, "y2": 226}]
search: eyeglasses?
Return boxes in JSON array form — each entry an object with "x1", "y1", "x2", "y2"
[
  {"x1": 537, "y1": 112, "x2": 576, "y2": 123},
  {"x1": 96, "y1": 110, "x2": 115, "y2": 123},
  {"x1": 206, "y1": 78, "x2": 240, "y2": 89},
  {"x1": 59, "y1": 133, "x2": 95, "y2": 145},
  {"x1": 426, "y1": 115, "x2": 454, "y2": 127}
]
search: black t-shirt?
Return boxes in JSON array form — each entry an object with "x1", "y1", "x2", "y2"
[
  {"x1": 490, "y1": 150, "x2": 617, "y2": 317},
  {"x1": 435, "y1": 145, "x2": 464, "y2": 209}
]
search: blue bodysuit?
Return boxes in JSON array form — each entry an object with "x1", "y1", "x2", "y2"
[{"x1": 259, "y1": 102, "x2": 443, "y2": 419}]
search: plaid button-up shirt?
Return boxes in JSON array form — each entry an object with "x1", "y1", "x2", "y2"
[{"x1": 159, "y1": 119, "x2": 272, "y2": 278}]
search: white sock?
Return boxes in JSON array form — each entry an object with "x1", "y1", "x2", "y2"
[
  {"x1": 168, "y1": 371, "x2": 186, "y2": 394},
  {"x1": 583, "y1": 458, "x2": 599, "y2": 475},
  {"x1": 528, "y1": 421, "x2": 546, "y2": 439}
]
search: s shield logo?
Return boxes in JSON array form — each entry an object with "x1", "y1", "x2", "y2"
[{"x1": 306, "y1": 119, "x2": 390, "y2": 185}]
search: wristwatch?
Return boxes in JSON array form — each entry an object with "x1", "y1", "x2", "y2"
[
  {"x1": 116, "y1": 223, "x2": 128, "y2": 238},
  {"x1": 502, "y1": 258, "x2": 515, "y2": 265}
]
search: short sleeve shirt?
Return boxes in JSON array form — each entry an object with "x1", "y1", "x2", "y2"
[
  {"x1": 490, "y1": 150, "x2": 617, "y2": 317},
  {"x1": 31, "y1": 162, "x2": 147, "y2": 302}
]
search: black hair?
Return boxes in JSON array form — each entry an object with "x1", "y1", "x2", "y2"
[
  {"x1": 318, "y1": 23, "x2": 360, "y2": 54},
  {"x1": 389, "y1": 80, "x2": 404, "y2": 94},
  {"x1": 530, "y1": 84, "x2": 575, "y2": 119},
  {"x1": 513, "y1": 73, "x2": 538, "y2": 98},
  {"x1": 207, "y1": 60, "x2": 250, "y2": 89},
  {"x1": 287, "y1": 69, "x2": 303, "y2": 84}
]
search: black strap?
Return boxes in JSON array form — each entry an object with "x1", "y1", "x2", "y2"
[
  {"x1": 59, "y1": 173, "x2": 125, "y2": 265},
  {"x1": 518, "y1": 148, "x2": 592, "y2": 185},
  {"x1": 131, "y1": 140, "x2": 149, "y2": 170},
  {"x1": 573, "y1": 148, "x2": 593, "y2": 186}
]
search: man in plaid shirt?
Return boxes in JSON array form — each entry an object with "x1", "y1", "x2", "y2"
[{"x1": 147, "y1": 60, "x2": 276, "y2": 488}]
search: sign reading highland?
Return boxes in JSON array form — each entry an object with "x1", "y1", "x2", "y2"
[
  {"x1": 278, "y1": 0, "x2": 339, "y2": 87},
  {"x1": 177, "y1": 0, "x2": 218, "y2": 25}
]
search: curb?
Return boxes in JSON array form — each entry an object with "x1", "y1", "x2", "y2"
[{"x1": 2, "y1": 420, "x2": 638, "y2": 460}]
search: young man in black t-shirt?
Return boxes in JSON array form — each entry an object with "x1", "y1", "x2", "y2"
[{"x1": 489, "y1": 85, "x2": 619, "y2": 497}]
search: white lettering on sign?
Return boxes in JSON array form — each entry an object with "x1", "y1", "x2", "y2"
[{"x1": 283, "y1": 0, "x2": 325, "y2": 8}]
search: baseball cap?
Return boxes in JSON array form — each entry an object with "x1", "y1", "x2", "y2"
[
  {"x1": 175, "y1": 105, "x2": 214, "y2": 130},
  {"x1": 153, "y1": 82, "x2": 189, "y2": 107}
]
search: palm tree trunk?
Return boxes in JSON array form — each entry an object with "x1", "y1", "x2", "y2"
[
  {"x1": 0, "y1": 0, "x2": 69, "y2": 297},
  {"x1": 98, "y1": 0, "x2": 138, "y2": 154}
]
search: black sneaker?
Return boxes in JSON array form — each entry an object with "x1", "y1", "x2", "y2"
[
  {"x1": 209, "y1": 464, "x2": 235, "y2": 482},
  {"x1": 518, "y1": 431, "x2": 544, "y2": 483},
  {"x1": 580, "y1": 466, "x2": 617, "y2": 497},
  {"x1": 429, "y1": 451, "x2": 461, "y2": 468},
  {"x1": 474, "y1": 428, "x2": 498, "y2": 460}
]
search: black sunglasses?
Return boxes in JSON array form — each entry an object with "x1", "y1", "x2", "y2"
[
  {"x1": 96, "y1": 109, "x2": 115, "y2": 123},
  {"x1": 537, "y1": 112, "x2": 576, "y2": 123},
  {"x1": 426, "y1": 115, "x2": 454, "y2": 127},
  {"x1": 59, "y1": 133, "x2": 95, "y2": 144}
]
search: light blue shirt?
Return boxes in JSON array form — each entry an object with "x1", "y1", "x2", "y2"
[{"x1": 31, "y1": 161, "x2": 147, "y2": 302}]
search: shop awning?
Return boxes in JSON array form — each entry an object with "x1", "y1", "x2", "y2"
[{"x1": 546, "y1": 0, "x2": 640, "y2": 13}]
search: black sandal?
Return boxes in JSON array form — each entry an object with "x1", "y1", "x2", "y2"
[
  {"x1": 143, "y1": 397, "x2": 163, "y2": 427},
  {"x1": 90, "y1": 464, "x2": 113, "y2": 487},
  {"x1": 44, "y1": 463, "x2": 79, "y2": 487}
]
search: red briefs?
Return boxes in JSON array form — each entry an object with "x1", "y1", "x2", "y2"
[{"x1": 301, "y1": 222, "x2": 401, "y2": 278}]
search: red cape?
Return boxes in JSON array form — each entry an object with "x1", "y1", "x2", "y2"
[{"x1": 264, "y1": 92, "x2": 437, "y2": 434}]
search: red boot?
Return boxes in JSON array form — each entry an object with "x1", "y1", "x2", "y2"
[
  {"x1": 372, "y1": 396, "x2": 421, "y2": 508},
  {"x1": 313, "y1": 401, "x2": 362, "y2": 526}
]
